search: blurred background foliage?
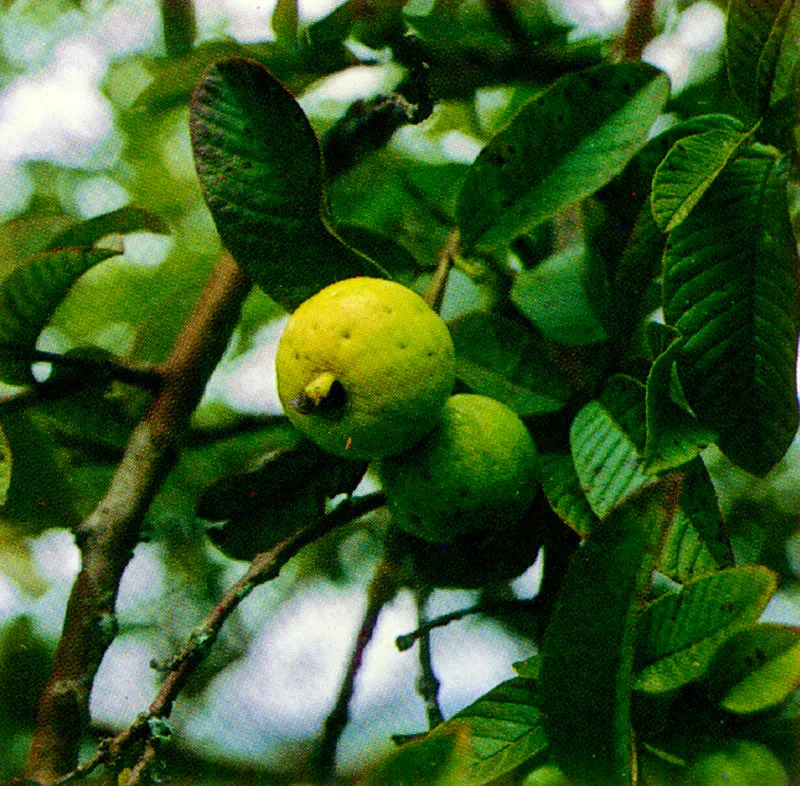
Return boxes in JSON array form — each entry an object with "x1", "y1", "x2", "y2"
[{"x1": 0, "y1": 0, "x2": 799, "y2": 783}]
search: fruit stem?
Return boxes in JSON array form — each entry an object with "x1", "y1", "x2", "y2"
[{"x1": 290, "y1": 372, "x2": 347, "y2": 418}]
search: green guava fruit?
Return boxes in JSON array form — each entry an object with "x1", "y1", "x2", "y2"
[
  {"x1": 685, "y1": 740, "x2": 788, "y2": 786},
  {"x1": 379, "y1": 394, "x2": 538, "y2": 542},
  {"x1": 275, "y1": 277, "x2": 455, "y2": 459}
]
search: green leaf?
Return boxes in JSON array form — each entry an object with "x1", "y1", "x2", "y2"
[
  {"x1": 634, "y1": 565, "x2": 777, "y2": 694},
  {"x1": 511, "y1": 245, "x2": 608, "y2": 346},
  {"x1": 449, "y1": 312, "x2": 572, "y2": 416},
  {"x1": 271, "y1": 0, "x2": 298, "y2": 44},
  {"x1": 657, "y1": 458, "x2": 733, "y2": 584},
  {"x1": 570, "y1": 376, "x2": 652, "y2": 519},
  {"x1": 643, "y1": 334, "x2": 717, "y2": 474},
  {"x1": 536, "y1": 452, "x2": 597, "y2": 537},
  {"x1": 198, "y1": 440, "x2": 366, "y2": 561},
  {"x1": 662, "y1": 147, "x2": 799, "y2": 476},
  {"x1": 0, "y1": 247, "x2": 119, "y2": 385},
  {"x1": 538, "y1": 478, "x2": 682, "y2": 786},
  {"x1": 189, "y1": 57, "x2": 386, "y2": 311},
  {"x1": 727, "y1": 0, "x2": 789, "y2": 114},
  {"x1": 360, "y1": 723, "x2": 472, "y2": 786},
  {"x1": 456, "y1": 62, "x2": 669, "y2": 252},
  {"x1": 651, "y1": 128, "x2": 750, "y2": 232},
  {"x1": 704, "y1": 623, "x2": 800, "y2": 714},
  {"x1": 44, "y1": 206, "x2": 168, "y2": 250},
  {"x1": 756, "y1": 0, "x2": 800, "y2": 108},
  {"x1": 432, "y1": 677, "x2": 548, "y2": 786}
]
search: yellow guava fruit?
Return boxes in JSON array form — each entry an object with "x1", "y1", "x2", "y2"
[
  {"x1": 275, "y1": 277, "x2": 455, "y2": 459},
  {"x1": 379, "y1": 394, "x2": 538, "y2": 542}
]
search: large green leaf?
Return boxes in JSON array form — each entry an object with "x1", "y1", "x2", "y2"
[
  {"x1": 435, "y1": 678, "x2": 548, "y2": 786},
  {"x1": 538, "y1": 478, "x2": 681, "y2": 786},
  {"x1": 634, "y1": 566, "x2": 777, "y2": 694},
  {"x1": 449, "y1": 312, "x2": 572, "y2": 416},
  {"x1": 536, "y1": 452, "x2": 597, "y2": 538},
  {"x1": 657, "y1": 458, "x2": 733, "y2": 584},
  {"x1": 651, "y1": 128, "x2": 750, "y2": 232},
  {"x1": 456, "y1": 62, "x2": 669, "y2": 252},
  {"x1": 705, "y1": 623, "x2": 800, "y2": 714},
  {"x1": 727, "y1": 0, "x2": 799, "y2": 115},
  {"x1": 0, "y1": 247, "x2": 119, "y2": 385},
  {"x1": 44, "y1": 206, "x2": 167, "y2": 251},
  {"x1": 511, "y1": 245, "x2": 608, "y2": 346},
  {"x1": 189, "y1": 57, "x2": 385, "y2": 310},
  {"x1": 662, "y1": 147, "x2": 799, "y2": 476},
  {"x1": 570, "y1": 376, "x2": 652, "y2": 519},
  {"x1": 643, "y1": 334, "x2": 717, "y2": 474}
]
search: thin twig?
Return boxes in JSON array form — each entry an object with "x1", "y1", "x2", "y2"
[
  {"x1": 396, "y1": 598, "x2": 540, "y2": 652},
  {"x1": 55, "y1": 492, "x2": 387, "y2": 786},
  {"x1": 414, "y1": 589, "x2": 443, "y2": 729},
  {"x1": 424, "y1": 229, "x2": 460, "y2": 313},
  {"x1": 313, "y1": 554, "x2": 398, "y2": 782},
  {"x1": 24, "y1": 252, "x2": 252, "y2": 785}
]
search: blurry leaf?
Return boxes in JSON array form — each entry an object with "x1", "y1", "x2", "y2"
[
  {"x1": 705, "y1": 623, "x2": 800, "y2": 714},
  {"x1": 634, "y1": 566, "x2": 777, "y2": 694},
  {"x1": 657, "y1": 458, "x2": 733, "y2": 584},
  {"x1": 0, "y1": 247, "x2": 119, "y2": 385},
  {"x1": 511, "y1": 245, "x2": 608, "y2": 346},
  {"x1": 190, "y1": 57, "x2": 386, "y2": 310},
  {"x1": 727, "y1": 0, "x2": 799, "y2": 115},
  {"x1": 0, "y1": 411, "x2": 81, "y2": 532},
  {"x1": 45, "y1": 206, "x2": 168, "y2": 250},
  {"x1": 198, "y1": 440, "x2": 367, "y2": 561},
  {"x1": 538, "y1": 477, "x2": 682, "y2": 786},
  {"x1": 643, "y1": 334, "x2": 717, "y2": 474},
  {"x1": 536, "y1": 452, "x2": 597, "y2": 537},
  {"x1": 0, "y1": 213, "x2": 75, "y2": 271},
  {"x1": 457, "y1": 62, "x2": 669, "y2": 252},
  {"x1": 334, "y1": 223, "x2": 419, "y2": 284},
  {"x1": 570, "y1": 376, "x2": 653, "y2": 519},
  {"x1": 762, "y1": 2, "x2": 800, "y2": 107},
  {"x1": 651, "y1": 128, "x2": 750, "y2": 232},
  {"x1": 513, "y1": 655, "x2": 541, "y2": 680},
  {"x1": 662, "y1": 147, "x2": 799, "y2": 476},
  {"x1": 449, "y1": 312, "x2": 571, "y2": 416},
  {"x1": 361, "y1": 722, "x2": 472, "y2": 786}
]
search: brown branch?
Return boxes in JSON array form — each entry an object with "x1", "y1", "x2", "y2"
[
  {"x1": 619, "y1": 0, "x2": 656, "y2": 61},
  {"x1": 53, "y1": 492, "x2": 386, "y2": 786},
  {"x1": 24, "y1": 251, "x2": 252, "y2": 785},
  {"x1": 313, "y1": 555, "x2": 399, "y2": 782}
]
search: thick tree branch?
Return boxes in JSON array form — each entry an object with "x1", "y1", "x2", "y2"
[
  {"x1": 24, "y1": 252, "x2": 251, "y2": 785},
  {"x1": 53, "y1": 493, "x2": 385, "y2": 786}
]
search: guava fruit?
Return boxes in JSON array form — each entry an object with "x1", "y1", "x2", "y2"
[
  {"x1": 275, "y1": 277, "x2": 455, "y2": 459},
  {"x1": 379, "y1": 394, "x2": 538, "y2": 542},
  {"x1": 685, "y1": 740, "x2": 788, "y2": 786}
]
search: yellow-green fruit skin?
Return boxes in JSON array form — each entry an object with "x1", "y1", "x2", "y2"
[
  {"x1": 275, "y1": 277, "x2": 455, "y2": 459},
  {"x1": 379, "y1": 394, "x2": 538, "y2": 543},
  {"x1": 685, "y1": 741, "x2": 788, "y2": 786}
]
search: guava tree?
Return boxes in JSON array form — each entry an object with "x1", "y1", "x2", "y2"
[{"x1": 0, "y1": 0, "x2": 799, "y2": 785}]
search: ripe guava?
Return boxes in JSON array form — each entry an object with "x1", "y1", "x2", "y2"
[
  {"x1": 275, "y1": 277, "x2": 455, "y2": 459},
  {"x1": 379, "y1": 394, "x2": 538, "y2": 542}
]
